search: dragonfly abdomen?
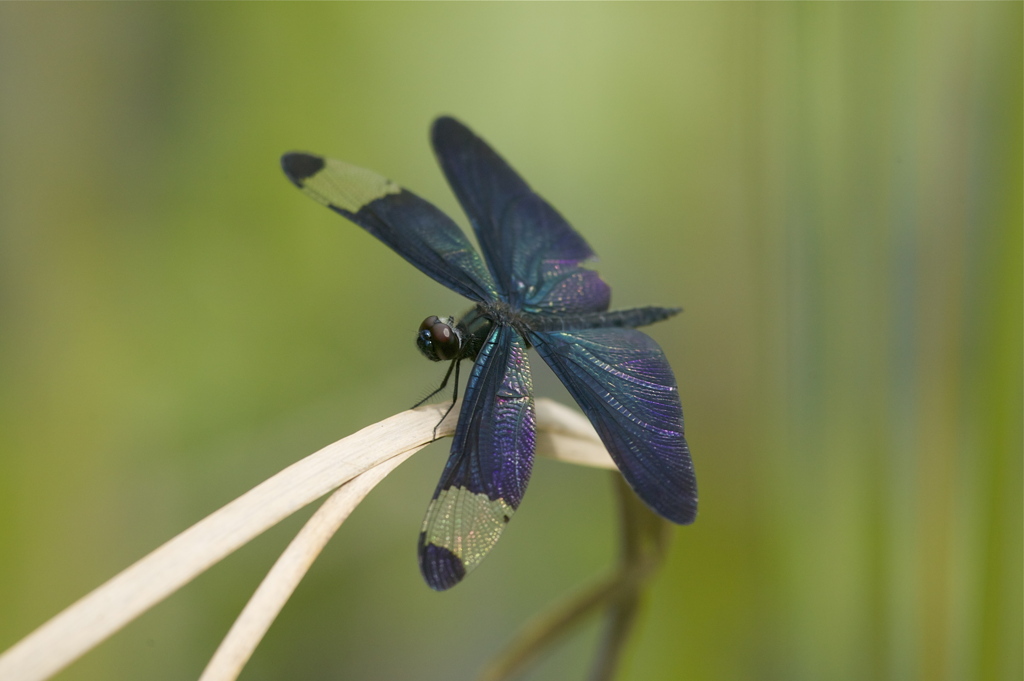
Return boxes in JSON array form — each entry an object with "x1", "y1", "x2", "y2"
[{"x1": 522, "y1": 306, "x2": 681, "y2": 333}]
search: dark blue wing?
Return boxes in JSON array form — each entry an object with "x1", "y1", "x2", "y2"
[
  {"x1": 281, "y1": 152, "x2": 498, "y2": 303},
  {"x1": 419, "y1": 325, "x2": 535, "y2": 590},
  {"x1": 431, "y1": 117, "x2": 610, "y2": 314},
  {"x1": 530, "y1": 328, "x2": 697, "y2": 524}
]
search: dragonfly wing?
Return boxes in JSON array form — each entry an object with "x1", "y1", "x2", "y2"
[
  {"x1": 530, "y1": 328, "x2": 697, "y2": 524},
  {"x1": 419, "y1": 325, "x2": 535, "y2": 590},
  {"x1": 431, "y1": 117, "x2": 610, "y2": 313},
  {"x1": 282, "y1": 152, "x2": 498, "y2": 302}
]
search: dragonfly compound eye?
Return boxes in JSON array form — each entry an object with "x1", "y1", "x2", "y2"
[{"x1": 416, "y1": 316, "x2": 461, "y2": 361}]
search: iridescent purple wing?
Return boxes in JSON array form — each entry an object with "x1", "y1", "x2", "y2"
[
  {"x1": 431, "y1": 117, "x2": 610, "y2": 314},
  {"x1": 281, "y1": 152, "x2": 498, "y2": 303},
  {"x1": 419, "y1": 325, "x2": 536, "y2": 590},
  {"x1": 530, "y1": 328, "x2": 697, "y2": 524}
]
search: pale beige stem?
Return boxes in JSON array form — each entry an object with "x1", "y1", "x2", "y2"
[
  {"x1": 198, "y1": 451, "x2": 412, "y2": 681},
  {"x1": 0, "y1": 398, "x2": 610, "y2": 681}
]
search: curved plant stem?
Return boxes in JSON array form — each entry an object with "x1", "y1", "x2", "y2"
[
  {"x1": 479, "y1": 473, "x2": 672, "y2": 681},
  {"x1": 587, "y1": 474, "x2": 672, "y2": 681},
  {"x1": 198, "y1": 451, "x2": 410, "y2": 681},
  {"x1": 0, "y1": 398, "x2": 612, "y2": 681}
]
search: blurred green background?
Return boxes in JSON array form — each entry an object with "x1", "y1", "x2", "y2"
[{"x1": 0, "y1": 4, "x2": 1019, "y2": 681}]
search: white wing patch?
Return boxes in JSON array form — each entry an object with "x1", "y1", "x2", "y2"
[
  {"x1": 421, "y1": 486, "x2": 515, "y2": 574},
  {"x1": 300, "y1": 157, "x2": 400, "y2": 213}
]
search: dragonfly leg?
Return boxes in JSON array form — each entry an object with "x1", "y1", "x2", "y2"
[
  {"x1": 432, "y1": 360, "x2": 461, "y2": 440},
  {"x1": 412, "y1": 359, "x2": 457, "y2": 409},
  {"x1": 410, "y1": 359, "x2": 461, "y2": 441}
]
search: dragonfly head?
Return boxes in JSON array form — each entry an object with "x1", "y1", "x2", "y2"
[{"x1": 416, "y1": 316, "x2": 463, "y2": 362}]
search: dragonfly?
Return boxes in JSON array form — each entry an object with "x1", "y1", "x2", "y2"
[{"x1": 281, "y1": 117, "x2": 697, "y2": 590}]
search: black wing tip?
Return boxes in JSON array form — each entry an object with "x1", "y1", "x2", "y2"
[
  {"x1": 629, "y1": 456, "x2": 698, "y2": 525},
  {"x1": 431, "y1": 114, "x2": 464, "y2": 133},
  {"x1": 431, "y1": 115, "x2": 476, "y2": 148},
  {"x1": 672, "y1": 499, "x2": 699, "y2": 525},
  {"x1": 646, "y1": 492, "x2": 698, "y2": 526},
  {"x1": 280, "y1": 152, "x2": 325, "y2": 186},
  {"x1": 419, "y1": 539, "x2": 467, "y2": 591},
  {"x1": 653, "y1": 479, "x2": 698, "y2": 525}
]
